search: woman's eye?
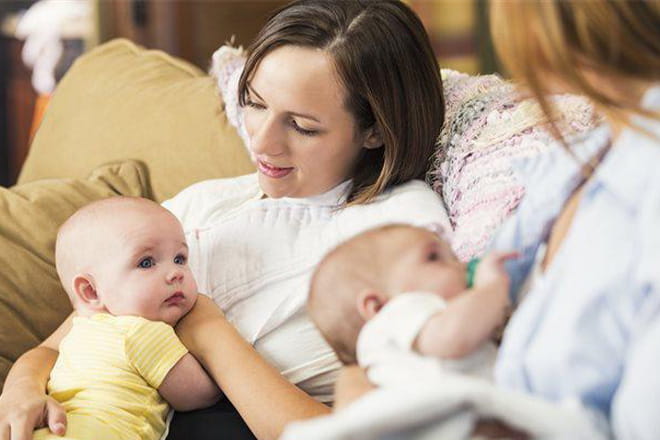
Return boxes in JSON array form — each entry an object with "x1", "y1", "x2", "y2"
[
  {"x1": 174, "y1": 254, "x2": 187, "y2": 265},
  {"x1": 138, "y1": 257, "x2": 155, "y2": 269},
  {"x1": 291, "y1": 119, "x2": 318, "y2": 136},
  {"x1": 245, "y1": 97, "x2": 266, "y2": 110}
]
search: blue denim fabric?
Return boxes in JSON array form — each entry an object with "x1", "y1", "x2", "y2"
[{"x1": 490, "y1": 86, "x2": 660, "y2": 440}]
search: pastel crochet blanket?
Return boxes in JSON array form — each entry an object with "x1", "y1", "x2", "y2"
[
  {"x1": 433, "y1": 69, "x2": 597, "y2": 260},
  {"x1": 210, "y1": 46, "x2": 598, "y2": 261}
]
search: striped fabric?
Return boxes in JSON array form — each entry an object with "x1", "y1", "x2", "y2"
[{"x1": 34, "y1": 314, "x2": 187, "y2": 440}]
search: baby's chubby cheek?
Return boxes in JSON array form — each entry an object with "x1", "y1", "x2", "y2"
[{"x1": 184, "y1": 292, "x2": 198, "y2": 315}]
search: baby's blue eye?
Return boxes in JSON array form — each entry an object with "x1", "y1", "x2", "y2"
[
  {"x1": 138, "y1": 257, "x2": 154, "y2": 269},
  {"x1": 174, "y1": 254, "x2": 187, "y2": 265}
]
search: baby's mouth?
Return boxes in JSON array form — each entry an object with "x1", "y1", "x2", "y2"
[{"x1": 165, "y1": 292, "x2": 185, "y2": 305}]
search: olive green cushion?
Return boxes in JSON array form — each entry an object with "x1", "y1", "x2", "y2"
[
  {"x1": 18, "y1": 38, "x2": 255, "y2": 203},
  {"x1": 0, "y1": 160, "x2": 153, "y2": 390}
]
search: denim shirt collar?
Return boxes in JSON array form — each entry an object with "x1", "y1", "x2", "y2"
[{"x1": 510, "y1": 124, "x2": 609, "y2": 210}]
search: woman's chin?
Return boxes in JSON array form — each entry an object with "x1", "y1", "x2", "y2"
[{"x1": 258, "y1": 173, "x2": 297, "y2": 199}]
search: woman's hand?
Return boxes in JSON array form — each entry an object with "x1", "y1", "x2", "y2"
[
  {"x1": 175, "y1": 294, "x2": 227, "y2": 354},
  {"x1": 0, "y1": 347, "x2": 66, "y2": 440},
  {"x1": 0, "y1": 314, "x2": 73, "y2": 440},
  {"x1": 0, "y1": 380, "x2": 66, "y2": 440},
  {"x1": 333, "y1": 366, "x2": 376, "y2": 410}
]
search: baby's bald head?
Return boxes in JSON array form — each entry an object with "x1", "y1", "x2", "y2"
[
  {"x1": 308, "y1": 224, "x2": 460, "y2": 365},
  {"x1": 308, "y1": 224, "x2": 412, "y2": 364},
  {"x1": 55, "y1": 197, "x2": 170, "y2": 304}
]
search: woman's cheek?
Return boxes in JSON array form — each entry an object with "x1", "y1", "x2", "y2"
[{"x1": 243, "y1": 108, "x2": 261, "y2": 141}]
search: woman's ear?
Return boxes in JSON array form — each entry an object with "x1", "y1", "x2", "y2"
[
  {"x1": 72, "y1": 274, "x2": 104, "y2": 311},
  {"x1": 356, "y1": 289, "x2": 388, "y2": 321},
  {"x1": 363, "y1": 125, "x2": 383, "y2": 150}
]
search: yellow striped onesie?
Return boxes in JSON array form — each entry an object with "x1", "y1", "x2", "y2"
[{"x1": 34, "y1": 314, "x2": 187, "y2": 440}]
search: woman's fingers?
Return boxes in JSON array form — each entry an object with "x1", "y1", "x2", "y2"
[
  {"x1": 0, "y1": 405, "x2": 38, "y2": 440},
  {"x1": 10, "y1": 416, "x2": 34, "y2": 440},
  {"x1": 45, "y1": 398, "x2": 67, "y2": 435}
]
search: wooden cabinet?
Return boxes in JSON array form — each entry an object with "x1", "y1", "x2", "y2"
[
  {"x1": 0, "y1": 36, "x2": 37, "y2": 186},
  {"x1": 0, "y1": 1, "x2": 288, "y2": 186},
  {"x1": 97, "y1": 1, "x2": 289, "y2": 70}
]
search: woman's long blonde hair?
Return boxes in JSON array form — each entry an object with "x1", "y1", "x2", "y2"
[{"x1": 490, "y1": 0, "x2": 660, "y2": 139}]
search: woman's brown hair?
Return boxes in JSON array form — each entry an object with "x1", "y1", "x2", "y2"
[
  {"x1": 238, "y1": 0, "x2": 444, "y2": 205},
  {"x1": 490, "y1": 0, "x2": 660, "y2": 141}
]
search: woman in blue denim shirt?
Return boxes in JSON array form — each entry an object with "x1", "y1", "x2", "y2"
[{"x1": 489, "y1": 1, "x2": 660, "y2": 439}]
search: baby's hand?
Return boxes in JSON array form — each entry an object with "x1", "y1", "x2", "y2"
[{"x1": 474, "y1": 251, "x2": 518, "y2": 299}]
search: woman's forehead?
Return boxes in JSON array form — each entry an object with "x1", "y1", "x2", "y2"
[{"x1": 250, "y1": 46, "x2": 348, "y2": 118}]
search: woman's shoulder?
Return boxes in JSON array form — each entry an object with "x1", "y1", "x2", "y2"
[
  {"x1": 379, "y1": 179, "x2": 446, "y2": 213},
  {"x1": 162, "y1": 173, "x2": 260, "y2": 228},
  {"x1": 376, "y1": 179, "x2": 442, "y2": 202},
  {"x1": 342, "y1": 179, "x2": 451, "y2": 232}
]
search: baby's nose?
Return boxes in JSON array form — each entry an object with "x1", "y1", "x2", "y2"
[{"x1": 167, "y1": 269, "x2": 184, "y2": 283}]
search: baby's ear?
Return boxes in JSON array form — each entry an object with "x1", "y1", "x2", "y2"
[
  {"x1": 356, "y1": 289, "x2": 387, "y2": 321},
  {"x1": 72, "y1": 274, "x2": 104, "y2": 311}
]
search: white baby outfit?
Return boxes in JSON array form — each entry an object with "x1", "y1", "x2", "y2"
[
  {"x1": 282, "y1": 292, "x2": 601, "y2": 440},
  {"x1": 357, "y1": 292, "x2": 496, "y2": 387},
  {"x1": 162, "y1": 173, "x2": 450, "y2": 402}
]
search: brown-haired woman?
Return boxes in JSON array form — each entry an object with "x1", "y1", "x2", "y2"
[
  {"x1": 0, "y1": 1, "x2": 449, "y2": 440},
  {"x1": 490, "y1": 1, "x2": 660, "y2": 438}
]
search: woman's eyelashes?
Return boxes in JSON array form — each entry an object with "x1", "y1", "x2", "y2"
[
  {"x1": 245, "y1": 97, "x2": 266, "y2": 110},
  {"x1": 291, "y1": 119, "x2": 319, "y2": 136},
  {"x1": 245, "y1": 95, "x2": 320, "y2": 137}
]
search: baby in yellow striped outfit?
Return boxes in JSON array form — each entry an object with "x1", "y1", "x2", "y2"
[{"x1": 34, "y1": 197, "x2": 221, "y2": 440}]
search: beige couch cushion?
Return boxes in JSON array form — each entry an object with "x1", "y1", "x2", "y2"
[
  {"x1": 18, "y1": 38, "x2": 255, "y2": 203},
  {"x1": 0, "y1": 161, "x2": 151, "y2": 389}
]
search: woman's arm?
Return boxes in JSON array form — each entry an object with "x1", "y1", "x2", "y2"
[
  {"x1": 176, "y1": 296, "x2": 330, "y2": 440},
  {"x1": 0, "y1": 313, "x2": 74, "y2": 440},
  {"x1": 333, "y1": 366, "x2": 375, "y2": 410}
]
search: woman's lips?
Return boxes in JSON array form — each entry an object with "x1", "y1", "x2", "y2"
[{"x1": 257, "y1": 160, "x2": 294, "y2": 179}]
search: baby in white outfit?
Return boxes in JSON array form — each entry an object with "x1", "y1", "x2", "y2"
[{"x1": 308, "y1": 224, "x2": 514, "y2": 386}]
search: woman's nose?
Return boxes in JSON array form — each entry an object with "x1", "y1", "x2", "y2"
[{"x1": 249, "y1": 116, "x2": 286, "y2": 156}]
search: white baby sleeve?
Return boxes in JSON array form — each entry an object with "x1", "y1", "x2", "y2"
[{"x1": 356, "y1": 292, "x2": 447, "y2": 386}]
